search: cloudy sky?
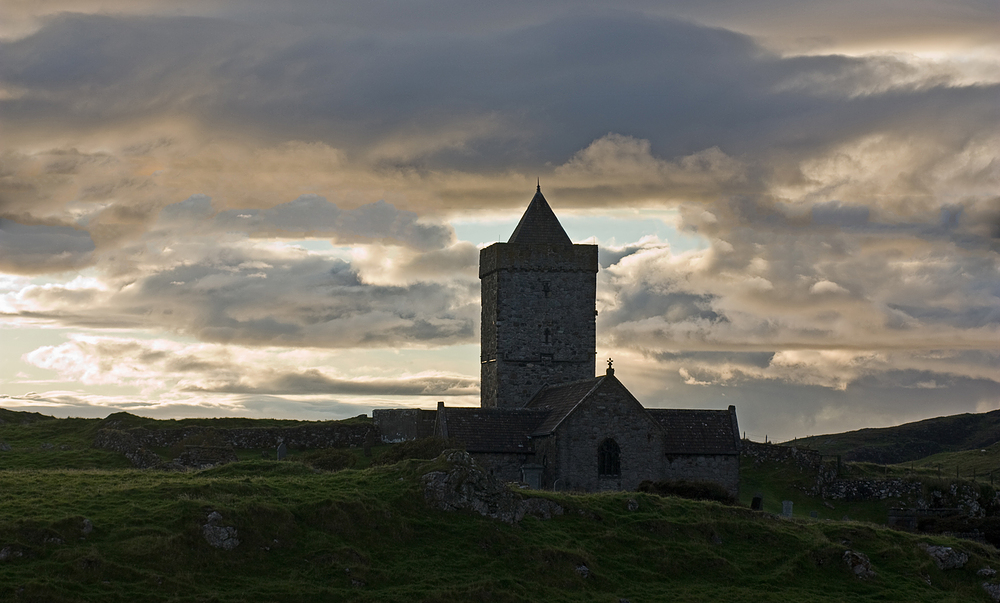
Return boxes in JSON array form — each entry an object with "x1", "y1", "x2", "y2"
[{"x1": 1, "y1": 1, "x2": 998, "y2": 442}]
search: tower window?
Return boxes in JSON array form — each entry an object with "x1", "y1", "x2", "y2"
[
  {"x1": 598, "y1": 438, "x2": 621, "y2": 477},
  {"x1": 544, "y1": 328, "x2": 551, "y2": 344},
  {"x1": 542, "y1": 281, "x2": 551, "y2": 298}
]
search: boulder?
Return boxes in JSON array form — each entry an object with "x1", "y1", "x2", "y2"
[
  {"x1": 843, "y1": 550, "x2": 876, "y2": 579},
  {"x1": 421, "y1": 450, "x2": 563, "y2": 524},
  {"x1": 919, "y1": 543, "x2": 968, "y2": 570},
  {"x1": 984, "y1": 583, "x2": 1000, "y2": 602},
  {"x1": 202, "y1": 511, "x2": 240, "y2": 550}
]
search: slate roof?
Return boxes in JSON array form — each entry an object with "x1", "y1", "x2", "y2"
[
  {"x1": 647, "y1": 409, "x2": 739, "y2": 455},
  {"x1": 440, "y1": 407, "x2": 550, "y2": 453},
  {"x1": 524, "y1": 376, "x2": 606, "y2": 435},
  {"x1": 507, "y1": 186, "x2": 573, "y2": 246}
]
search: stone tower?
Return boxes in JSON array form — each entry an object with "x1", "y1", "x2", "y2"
[{"x1": 479, "y1": 186, "x2": 599, "y2": 408}]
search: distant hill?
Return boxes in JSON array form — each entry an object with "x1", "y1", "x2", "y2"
[{"x1": 789, "y1": 409, "x2": 1000, "y2": 464}]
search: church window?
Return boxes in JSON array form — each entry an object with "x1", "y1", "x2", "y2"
[
  {"x1": 544, "y1": 328, "x2": 551, "y2": 344},
  {"x1": 542, "y1": 281, "x2": 551, "y2": 298},
  {"x1": 598, "y1": 438, "x2": 620, "y2": 477}
]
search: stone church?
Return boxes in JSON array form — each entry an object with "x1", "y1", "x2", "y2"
[{"x1": 376, "y1": 186, "x2": 741, "y2": 495}]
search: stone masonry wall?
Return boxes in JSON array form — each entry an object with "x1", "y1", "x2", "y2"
[
  {"x1": 94, "y1": 421, "x2": 372, "y2": 453},
  {"x1": 822, "y1": 478, "x2": 923, "y2": 501},
  {"x1": 740, "y1": 439, "x2": 824, "y2": 471},
  {"x1": 663, "y1": 454, "x2": 740, "y2": 498},
  {"x1": 480, "y1": 242, "x2": 598, "y2": 408},
  {"x1": 552, "y1": 378, "x2": 665, "y2": 492},
  {"x1": 469, "y1": 452, "x2": 535, "y2": 484},
  {"x1": 373, "y1": 409, "x2": 436, "y2": 443}
]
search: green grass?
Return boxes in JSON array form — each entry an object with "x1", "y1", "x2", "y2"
[
  {"x1": 739, "y1": 457, "x2": 904, "y2": 524},
  {"x1": 1, "y1": 459, "x2": 998, "y2": 602},
  {"x1": 791, "y1": 409, "x2": 1000, "y2": 464},
  {"x1": 899, "y1": 440, "x2": 1000, "y2": 482},
  {"x1": 3, "y1": 408, "x2": 1000, "y2": 601}
]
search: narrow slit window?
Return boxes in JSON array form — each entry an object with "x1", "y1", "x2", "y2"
[{"x1": 544, "y1": 328, "x2": 551, "y2": 344}]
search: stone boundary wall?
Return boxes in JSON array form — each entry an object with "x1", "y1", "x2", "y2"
[
  {"x1": 373, "y1": 409, "x2": 436, "y2": 443},
  {"x1": 93, "y1": 422, "x2": 373, "y2": 454},
  {"x1": 822, "y1": 478, "x2": 923, "y2": 501},
  {"x1": 740, "y1": 440, "x2": 825, "y2": 471}
]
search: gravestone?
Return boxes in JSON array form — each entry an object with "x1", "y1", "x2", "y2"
[
  {"x1": 751, "y1": 495, "x2": 763, "y2": 510},
  {"x1": 276, "y1": 442, "x2": 287, "y2": 461},
  {"x1": 781, "y1": 500, "x2": 793, "y2": 517}
]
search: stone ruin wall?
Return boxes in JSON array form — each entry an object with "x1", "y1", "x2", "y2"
[
  {"x1": 93, "y1": 421, "x2": 373, "y2": 457},
  {"x1": 740, "y1": 439, "x2": 825, "y2": 471}
]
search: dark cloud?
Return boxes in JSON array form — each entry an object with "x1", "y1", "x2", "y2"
[
  {"x1": 2, "y1": 12, "x2": 996, "y2": 173},
  {"x1": 1, "y1": 3, "x2": 997, "y2": 438},
  {"x1": 157, "y1": 194, "x2": 454, "y2": 250},
  {"x1": 186, "y1": 368, "x2": 478, "y2": 396},
  {"x1": 0, "y1": 219, "x2": 96, "y2": 273}
]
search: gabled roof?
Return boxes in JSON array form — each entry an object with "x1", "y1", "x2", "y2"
[
  {"x1": 439, "y1": 407, "x2": 550, "y2": 453},
  {"x1": 647, "y1": 409, "x2": 740, "y2": 455},
  {"x1": 524, "y1": 376, "x2": 606, "y2": 435},
  {"x1": 507, "y1": 186, "x2": 573, "y2": 246}
]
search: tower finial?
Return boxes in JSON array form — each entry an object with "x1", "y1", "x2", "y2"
[
  {"x1": 536, "y1": 178, "x2": 540, "y2": 193},
  {"x1": 606, "y1": 358, "x2": 614, "y2": 376}
]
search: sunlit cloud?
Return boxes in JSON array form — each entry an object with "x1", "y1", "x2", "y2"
[{"x1": 0, "y1": 2, "x2": 997, "y2": 440}]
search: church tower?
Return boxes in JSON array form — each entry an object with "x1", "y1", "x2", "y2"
[{"x1": 479, "y1": 186, "x2": 599, "y2": 408}]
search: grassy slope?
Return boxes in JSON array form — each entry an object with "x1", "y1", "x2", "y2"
[
  {"x1": 738, "y1": 457, "x2": 901, "y2": 524},
  {"x1": 791, "y1": 410, "x2": 1000, "y2": 464},
  {"x1": 2, "y1": 460, "x2": 1000, "y2": 603},
  {"x1": 3, "y1": 408, "x2": 1000, "y2": 601}
]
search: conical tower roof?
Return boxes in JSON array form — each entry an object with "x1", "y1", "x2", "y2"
[{"x1": 507, "y1": 185, "x2": 572, "y2": 246}]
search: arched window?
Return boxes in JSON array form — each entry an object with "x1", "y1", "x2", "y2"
[
  {"x1": 598, "y1": 438, "x2": 620, "y2": 477},
  {"x1": 543, "y1": 328, "x2": 551, "y2": 344}
]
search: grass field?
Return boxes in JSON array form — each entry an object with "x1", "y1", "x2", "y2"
[
  {"x1": 3, "y1": 458, "x2": 1000, "y2": 602},
  {"x1": 3, "y1": 409, "x2": 1000, "y2": 601}
]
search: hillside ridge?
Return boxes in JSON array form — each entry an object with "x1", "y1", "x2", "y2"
[{"x1": 789, "y1": 409, "x2": 1000, "y2": 464}]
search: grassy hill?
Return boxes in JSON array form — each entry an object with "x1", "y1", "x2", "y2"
[
  {"x1": 789, "y1": 410, "x2": 1000, "y2": 465},
  {"x1": 2, "y1": 408, "x2": 1000, "y2": 601}
]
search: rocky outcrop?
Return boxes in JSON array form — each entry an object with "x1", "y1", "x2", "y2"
[
  {"x1": 843, "y1": 550, "x2": 876, "y2": 579},
  {"x1": 919, "y1": 543, "x2": 968, "y2": 570},
  {"x1": 202, "y1": 511, "x2": 239, "y2": 550},
  {"x1": 422, "y1": 450, "x2": 563, "y2": 524}
]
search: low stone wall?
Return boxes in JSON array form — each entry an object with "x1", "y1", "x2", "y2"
[
  {"x1": 93, "y1": 429, "x2": 162, "y2": 468},
  {"x1": 741, "y1": 440, "x2": 824, "y2": 471},
  {"x1": 373, "y1": 409, "x2": 436, "y2": 443},
  {"x1": 93, "y1": 421, "x2": 373, "y2": 456},
  {"x1": 822, "y1": 478, "x2": 923, "y2": 501}
]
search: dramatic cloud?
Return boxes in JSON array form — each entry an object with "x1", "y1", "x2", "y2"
[
  {"x1": 0, "y1": 219, "x2": 95, "y2": 273},
  {"x1": 0, "y1": 2, "x2": 997, "y2": 439}
]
